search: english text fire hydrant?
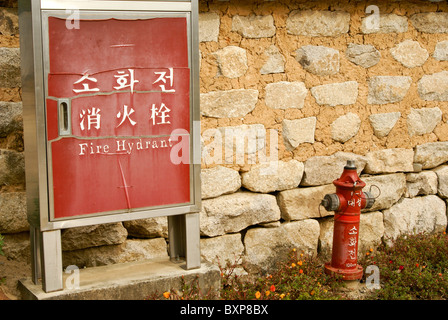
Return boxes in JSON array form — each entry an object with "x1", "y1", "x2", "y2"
[{"x1": 321, "y1": 160, "x2": 375, "y2": 280}]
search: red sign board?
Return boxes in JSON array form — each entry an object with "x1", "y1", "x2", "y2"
[{"x1": 46, "y1": 17, "x2": 191, "y2": 219}]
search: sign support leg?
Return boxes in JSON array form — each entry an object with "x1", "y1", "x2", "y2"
[
  {"x1": 185, "y1": 212, "x2": 200, "y2": 270},
  {"x1": 168, "y1": 214, "x2": 185, "y2": 260},
  {"x1": 29, "y1": 226, "x2": 42, "y2": 285},
  {"x1": 168, "y1": 213, "x2": 201, "y2": 270},
  {"x1": 40, "y1": 229, "x2": 63, "y2": 293}
]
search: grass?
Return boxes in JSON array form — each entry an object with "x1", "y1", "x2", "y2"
[
  {"x1": 150, "y1": 231, "x2": 448, "y2": 300},
  {"x1": 359, "y1": 231, "x2": 448, "y2": 300}
]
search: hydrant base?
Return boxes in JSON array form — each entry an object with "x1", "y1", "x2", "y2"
[{"x1": 324, "y1": 263, "x2": 363, "y2": 281}]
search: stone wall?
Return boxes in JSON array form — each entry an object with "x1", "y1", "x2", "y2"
[
  {"x1": 1, "y1": 0, "x2": 448, "y2": 288},
  {"x1": 197, "y1": 0, "x2": 448, "y2": 273}
]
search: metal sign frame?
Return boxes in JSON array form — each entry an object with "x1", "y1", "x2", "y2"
[{"x1": 19, "y1": 0, "x2": 201, "y2": 293}]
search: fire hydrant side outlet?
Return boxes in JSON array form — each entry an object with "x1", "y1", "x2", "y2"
[
  {"x1": 321, "y1": 193, "x2": 340, "y2": 212},
  {"x1": 363, "y1": 191, "x2": 375, "y2": 210}
]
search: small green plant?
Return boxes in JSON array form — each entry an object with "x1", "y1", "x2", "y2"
[
  {"x1": 219, "y1": 251, "x2": 345, "y2": 300},
  {"x1": 147, "y1": 274, "x2": 218, "y2": 300},
  {"x1": 360, "y1": 232, "x2": 448, "y2": 300}
]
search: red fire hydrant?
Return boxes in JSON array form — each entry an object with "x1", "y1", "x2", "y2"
[{"x1": 320, "y1": 160, "x2": 375, "y2": 280}]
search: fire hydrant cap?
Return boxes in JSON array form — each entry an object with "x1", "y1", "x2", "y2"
[
  {"x1": 363, "y1": 191, "x2": 375, "y2": 210},
  {"x1": 321, "y1": 193, "x2": 340, "y2": 211},
  {"x1": 344, "y1": 160, "x2": 356, "y2": 170}
]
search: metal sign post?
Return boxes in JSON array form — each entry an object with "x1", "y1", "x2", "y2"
[{"x1": 19, "y1": 0, "x2": 201, "y2": 293}]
